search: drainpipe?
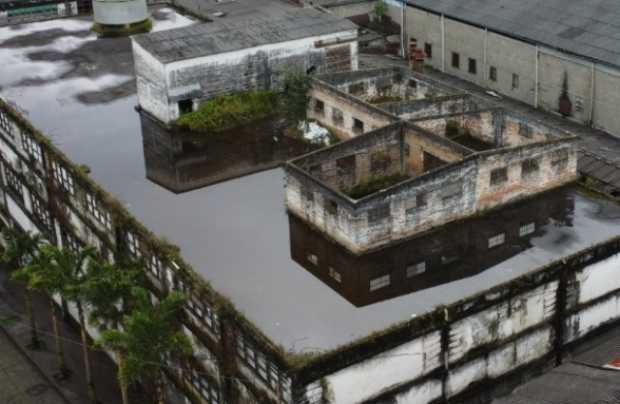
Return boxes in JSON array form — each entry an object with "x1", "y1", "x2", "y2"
[
  {"x1": 589, "y1": 62, "x2": 596, "y2": 126},
  {"x1": 400, "y1": 0, "x2": 406, "y2": 58},
  {"x1": 483, "y1": 27, "x2": 488, "y2": 83},
  {"x1": 534, "y1": 45, "x2": 540, "y2": 108},
  {"x1": 441, "y1": 14, "x2": 446, "y2": 72}
]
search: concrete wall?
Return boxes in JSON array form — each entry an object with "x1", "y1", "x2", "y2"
[
  {"x1": 93, "y1": 0, "x2": 148, "y2": 25},
  {"x1": 384, "y1": 1, "x2": 620, "y2": 138},
  {"x1": 0, "y1": 1, "x2": 78, "y2": 27},
  {"x1": 134, "y1": 30, "x2": 359, "y2": 124},
  {"x1": 297, "y1": 248, "x2": 620, "y2": 404}
]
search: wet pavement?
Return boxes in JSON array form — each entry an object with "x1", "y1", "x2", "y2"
[
  {"x1": 2, "y1": 14, "x2": 620, "y2": 352},
  {"x1": 0, "y1": 328, "x2": 69, "y2": 404}
]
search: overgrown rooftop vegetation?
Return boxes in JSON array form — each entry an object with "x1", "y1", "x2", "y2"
[
  {"x1": 176, "y1": 70, "x2": 312, "y2": 134},
  {"x1": 176, "y1": 91, "x2": 279, "y2": 133}
]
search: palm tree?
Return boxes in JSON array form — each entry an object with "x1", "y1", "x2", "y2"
[
  {"x1": 98, "y1": 288, "x2": 193, "y2": 404},
  {"x1": 45, "y1": 245, "x2": 98, "y2": 404},
  {"x1": 81, "y1": 259, "x2": 145, "y2": 331},
  {"x1": 1, "y1": 227, "x2": 43, "y2": 349},
  {"x1": 11, "y1": 244, "x2": 71, "y2": 379}
]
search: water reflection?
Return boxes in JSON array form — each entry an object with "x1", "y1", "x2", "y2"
[
  {"x1": 289, "y1": 188, "x2": 574, "y2": 307},
  {"x1": 140, "y1": 112, "x2": 318, "y2": 193}
]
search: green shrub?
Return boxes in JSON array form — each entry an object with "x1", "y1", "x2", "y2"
[
  {"x1": 176, "y1": 91, "x2": 278, "y2": 133},
  {"x1": 280, "y1": 69, "x2": 312, "y2": 123}
]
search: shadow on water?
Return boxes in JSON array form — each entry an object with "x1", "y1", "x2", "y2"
[
  {"x1": 139, "y1": 112, "x2": 321, "y2": 193},
  {"x1": 289, "y1": 187, "x2": 575, "y2": 307}
]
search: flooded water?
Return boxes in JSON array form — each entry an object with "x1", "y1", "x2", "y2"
[{"x1": 2, "y1": 13, "x2": 620, "y2": 352}]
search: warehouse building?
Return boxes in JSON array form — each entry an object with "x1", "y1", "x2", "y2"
[
  {"x1": 132, "y1": 7, "x2": 359, "y2": 124},
  {"x1": 382, "y1": 0, "x2": 620, "y2": 138},
  {"x1": 0, "y1": 0, "x2": 78, "y2": 26}
]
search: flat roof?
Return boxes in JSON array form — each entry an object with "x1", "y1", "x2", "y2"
[
  {"x1": 407, "y1": 0, "x2": 620, "y2": 69},
  {"x1": 2, "y1": 16, "x2": 620, "y2": 352},
  {"x1": 132, "y1": 7, "x2": 357, "y2": 64}
]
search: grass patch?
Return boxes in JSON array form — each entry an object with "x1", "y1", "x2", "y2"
[
  {"x1": 176, "y1": 91, "x2": 278, "y2": 133},
  {"x1": 346, "y1": 173, "x2": 409, "y2": 199}
]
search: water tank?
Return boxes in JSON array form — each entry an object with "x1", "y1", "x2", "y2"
[{"x1": 92, "y1": 0, "x2": 149, "y2": 35}]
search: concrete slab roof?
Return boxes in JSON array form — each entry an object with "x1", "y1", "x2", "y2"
[
  {"x1": 132, "y1": 7, "x2": 358, "y2": 64},
  {"x1": 407, "y1": 0, "x2": 620, "y2": 69}
]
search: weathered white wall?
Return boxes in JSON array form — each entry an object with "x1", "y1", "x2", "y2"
[
  {"x1": 324, "y1": 331, "x2": 442, "y2": 404},
  {"x1": 384, "y1": 1, "x2": 620, "y2": 138}
]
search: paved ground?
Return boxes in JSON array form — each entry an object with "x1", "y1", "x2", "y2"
[
  {"x1": 360, "y1": 54, "x2": 620, "y2": 163},
  {"x1": 0, "y1": 328, "x2": 69, "y2": 404},
  {"x1": 492, "y1": 326, "x2": 620, "y2": 404},
  {"x1": 0, "y1": 268, "x2": 146, "y2": 404}
]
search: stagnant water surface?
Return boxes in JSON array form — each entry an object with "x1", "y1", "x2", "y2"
[{"x1": 2, "y1": 14, "x2": 620, "y2": 351}]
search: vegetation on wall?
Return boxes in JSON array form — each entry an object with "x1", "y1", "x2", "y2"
[
  {"x1": 176, "y1": 91, "x2": 278, "y2": 133},
  {"x1": 280, "y1": 69, "x2": 313, "y2": 124},
  {"x1": 176, "y1": 70, "x2": 312, "y2": 133},
  {"x1": 346, "y1": 173, "x2": 409, "y2": 199}
]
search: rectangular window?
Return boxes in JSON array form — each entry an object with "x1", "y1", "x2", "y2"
[
  {"x1": 348, "y1": 82, "x2": 365, "y2": 95},
  {"x1": 51, "y1": 161, "x2": 75, "y2": 195},
  {"x1": 307, "y1": 253, "x2": 318, "y2": 266},
  {"x1": 519, "y1": 123, "x2": 532, "y2": 138},
  {"x1": 424, "y1": 43, "x2": 432, "y2": 59},
  {"x1": 521, "y1": 159, "x2": 539, "y2": 178},
  {"x1": 314, "y1": 99, "x2": 325, "y2": 116},
  {"x1": 488, "y1": 233, "x2": 506, "y2": 248},
  {"x1": 416, "y1": 192, "x2": 428, "y2": 208},
  {"x1": 519, "y1": 222, "x2": 536, "y2": 237},
  {"x1": 368, "y1": 204, "x2": 390, "y2": 225},
  {"x1": 178, "y1": 99, "x2": 193, "y2": 115},
  {"x1": 512, "y1": 73, "x2": 520, "y2": 90},
  {"x1": 5, "y1": 165, "x2": 23, "y2": 201},
  {"x1": 31, "y1": 195, "x2": 52, "y2": 232},
  {"x1": 332, "y1": 108, "x2": 344, "y2": 126},
  {"x1": 441, "y1": 181, "x2": 463, "y2": 203},
  {"x1": 370, "y1": 274, "x2": 390, "y2": 291},
  {"x1": 328, "y1": 267, "x2": 342, "y2": 283},
  {"x1": 85, "y1": 193, "x2": 112, "y2": 230},
  {"x1": 406, "y1": 262, "x2": 426, "y2": 278},
  {"x1": 352, "y1": 118, "x2": 364, "y2": 134},
  {"x1": 468, "y1": 58, "x2": 477, "y2": 75},
  {"x1": 21, "y1": 133, "x2": 43, "y2": 164},
  {"x1": 551, "y1": 150, "x2": 569, "y2": 173},
  {"x1": 0, "y1": 111, "x2": 11, "y2": 136},
  {"x1": 451, "y1": 52, "x2": 460, "y2": 69},
  {"x1": 490, "y1": 167, "x2": 508, "y2": 186},
  {"x1": 370, "y1": 151, "x2": 391, "y2": 172},
  {"x1": 489, "y1": 66, "x2": 497, "y2": 82},
  {"x1": 326, "y1": 200, "x2": 338, "y2": 215}
]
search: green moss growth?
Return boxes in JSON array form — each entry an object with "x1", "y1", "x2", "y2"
[
  {"x1": 92, "y1": 19, "x2": 152, "y2": 37},
  {"x1": 346, "y1": 173, "x2": 409, "y2": 199},
  {"x1": 176, "y1": 91, "x2": 278, "y2": 133}
]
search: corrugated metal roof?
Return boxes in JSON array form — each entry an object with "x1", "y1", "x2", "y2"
[
  {"x1": 407, "y1": 0, "x2": 620, "y2": 69},
  {"x1": 133, "y1": 8, "x2": 357, "y2": 64}
]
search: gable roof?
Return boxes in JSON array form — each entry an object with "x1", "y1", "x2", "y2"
[
  {"x1": 407, "y1": 0, "x2": 620, "y2": 69},
  {"x1": 133, "y1": 7, "x2": 357, "y2": 64}
]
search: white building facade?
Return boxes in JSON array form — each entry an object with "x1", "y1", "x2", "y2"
[
  {"x1": 132, "y1": 8, "x2": 359, "y2": 124},
  {"x1": 384, "y1": 0, "x2": 620, "y2": 138}
]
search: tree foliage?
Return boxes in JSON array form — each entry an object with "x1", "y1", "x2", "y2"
[
  {"x1": 98, "y1": 288, "x2": 193, "y2": 402},
  {"x1": 280, "y1": 69, "x2": 312, "y2": 123}
]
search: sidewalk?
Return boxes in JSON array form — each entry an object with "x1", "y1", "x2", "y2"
[
  {"x1": 0, "y1": 269, "x2": 134, "y2": 404},
  {"x1": 0, "y1": 327, "x2": 69, "y2": 404}
]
